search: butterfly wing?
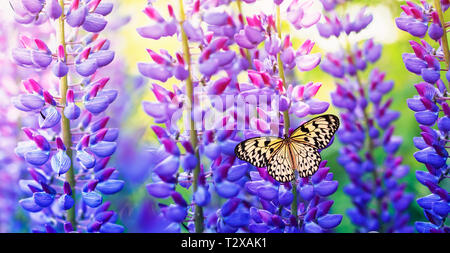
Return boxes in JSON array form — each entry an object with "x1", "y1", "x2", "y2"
[
  {"x1": 289, "y1": 141, "x2": 322, "y2": 178},
  {"x1": 290, "y1": 114, "x2": 340, "y2": 150},
  {"x1": 234, "y1": 136, "x2": 284, "y2": 168},
  {"x1": 266, "y1": 143, "x2": 296, "y2": 182}
]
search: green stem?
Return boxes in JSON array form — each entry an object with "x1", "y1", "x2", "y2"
[
  {"x1": 435, "y1": 0, "x2": 450, "y2": 68},
  {"x1": 434, "y1": 0, "x2": 450, "y2": 90},
  {"x1": 179, "y1": 0, "x2": 204, "y2": 233},
  {"x1": 276, "y1": 5, "x2": 298, "y2": 223},
  {"x1": 58, "y1": 0, "x2": 76, "y2": 228}
]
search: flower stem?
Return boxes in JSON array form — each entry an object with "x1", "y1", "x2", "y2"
[
  {"x1": 434, "y1": 0, "x2": 450, "y2": 90},
  {"x1": 58, "y1": 0, "x2": 76, "y2": 228},
  {"x1": 178, "y1": 0, "x2": 204, "y2": 233},
  {"x1": 276, "y1": 4, "x2": 298, "y2": 224},
  {"x1": 435, "y1": 0, "x2": 450, "y2": 68}
]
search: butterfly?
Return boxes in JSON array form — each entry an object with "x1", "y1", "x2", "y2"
[{"x1": 234, "y1": 114, "x2": 340, "y2": 183}]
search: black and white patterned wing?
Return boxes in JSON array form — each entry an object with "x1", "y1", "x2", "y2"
[
  {"x1": 290, "y1": 114, "x2": 340, "y2": 150},
  {"x1": 266, "y1": 143, "x2": 296, "y2": 183},
  {"x1": 290, "y1": 142, "x2": 322, "y2": 178},
  {"x1": 234, "y1": 136, "x2": 284, "y2": 168}
]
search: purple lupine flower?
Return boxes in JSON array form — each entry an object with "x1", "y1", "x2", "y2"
[
  {"x1": 396, "y1": 0, "x2": 449, "y2": 233},
  {"x1": 0, "y1": 9, "x2": 32, "y2": 231},
  {"x1": 320, "y1": 1, "x2": 414, "y2": 233},
  {"x1": 11, "y1": 0, "x2": 123, "y2": 233},
  {"x1": 286, "y1": 0, "x2": 321, "y2": 30},
  {"x1": 246, "y1": 161, "x2": 341, "y2": 233},
  {"x1": 317, "y1": 6, "x2": 372, "y2": 38}
]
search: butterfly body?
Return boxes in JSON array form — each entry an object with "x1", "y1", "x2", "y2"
[{"x1": 234, "y1": 114, "x2": 340, "y2": 183}]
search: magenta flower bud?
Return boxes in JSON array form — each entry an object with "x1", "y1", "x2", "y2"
[
  {"x1": 43, "y1": 91, "x2": 56, "y2": 106},
  {"x1": 143, "y1": 6, "x2": 164, "y2": 22},
  {"x1": 22, "y1": 128, "x2": 35, "y2": 140},
  {"x1": 90, "y1": 116, "x2": 109, "y2": 132},
  {"x1": 304, "y1": 82, "x2": 322, "y2": 99},
  {"x1": 171, "y1": 192, "x2": 187, "y2": 207},
  {"x1": 79, "y1": 135, "x2": 91, "y2": 150},
  {"x1": 317, "y1": 200, "x2": 334, "y2": 217},
  {"x1": 55, "y1": 137, "x2": 66, "y2": 151},
  {"x1": 414, "y1": 82, "x2": 436, "y2": 100},
  {"x1": 95, "y1": 210, "x2": 114, "y2": 224},
  {"x1": 95, "y1": 167, "x2": 115, "y2": 182},
  {"x1": 161, "y1": 138, "x2": 180, "y2": 156},
  {"x1": 34, "y1": 39, "x2": 50, "y2": 53},
  {"x1": 91, "y1": 128, "x2": 108, "y2": 144},
  {"x1": 208, "y1": 77, "x2": 231, "y2": 95},
  {"x1": 28, "y1": 78, "x2": 43, "y2": 94},
  {"x1": 64, "y1": 182, "x2": 73, "y2": 196},
  {"x1": 146, "y1": 49, "x2": 166, "y2": 64}
]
